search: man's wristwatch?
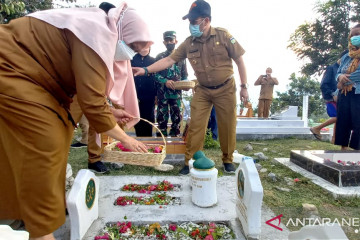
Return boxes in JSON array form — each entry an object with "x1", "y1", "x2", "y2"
[{"x1": 240, "y1": 83, "x2": 248, "y2": 89}]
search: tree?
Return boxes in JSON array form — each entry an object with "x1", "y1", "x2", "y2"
[
  {"x1": 271, "y1": 73, "x2": 325, "y2": 118},
  {"x1": 288, "y1": 0, "x2": 360, "y2": 76},
  {"x1": 1, "y1": 0, "x2": 75, "y2": 24}
]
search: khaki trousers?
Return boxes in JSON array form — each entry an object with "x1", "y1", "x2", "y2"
[
  {"x1": 70, "y1": 95, "x2": 102, "y2": 163},
  {"x1": 185, "y1": 78, "x2": 237, "y2": 164},
  {"x1": 79, "y1": 115, "x2": 89, "y2": 144},
  {"x1": 258, "y1": 99, "x2": 272, "y2": 118}
]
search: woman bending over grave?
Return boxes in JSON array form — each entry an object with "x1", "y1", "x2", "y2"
[
  {"x1": 335, "y1": 23, "x2": 360, "y2": 150},
  {"x1": 0, "y1": 2, "x2": 151, "y2": 239}
]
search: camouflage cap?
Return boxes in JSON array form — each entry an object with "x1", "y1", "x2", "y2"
[{"x1": 163, "y1": 31, "x2": 176, "y2": 40}]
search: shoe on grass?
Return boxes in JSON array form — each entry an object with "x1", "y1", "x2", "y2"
[
  {"x1": 179, "y1": 165, "x2": 190, "y2": 175},
  {"x1": 88, "y1": 161, "x2": 109, "y2": 174},
  {"x1": 223, "y1": 163, "x2": 236, "y2": 173},
  {"x1": 70, "y1": 142, "x2": 87, "y2": 148}
]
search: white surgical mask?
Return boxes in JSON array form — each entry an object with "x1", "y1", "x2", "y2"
[
  {"x1": 114, "y1": 40, "x2": 136, "y2": 61},
  {"x1": 114, "y1": 8, "x2": 136, "y2": 61}
]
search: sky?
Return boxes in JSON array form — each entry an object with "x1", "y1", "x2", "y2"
[{"x1": 59, "y1": 0, "x2": 320, "y2": 107}]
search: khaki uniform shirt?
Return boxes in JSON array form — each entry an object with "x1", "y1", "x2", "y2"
[
  {"x1": 256, "y1": 75, "x2": 278, "y2": 100},
  {"x1": 170, "y1": 27, "x2": 245, "y2": 87},
  {"x1": 0, "y1": 17, "x2": 117, "y2": 133}
]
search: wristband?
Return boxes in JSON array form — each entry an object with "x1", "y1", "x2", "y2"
[{"x1": 143, "y1": 67, "x2": 148, "y2": 76}]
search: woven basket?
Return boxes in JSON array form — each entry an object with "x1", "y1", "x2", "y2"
[
  {"x1": 103, "y1": 118, "x2": 166, "y2": 166},
  {"x1": 173, "y1": 80, "x2": 196, "y2": 90}
]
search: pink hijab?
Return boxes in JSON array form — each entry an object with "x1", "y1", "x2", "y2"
[{"x1": 28, "y1": 2, "x2": 153, "y2": 128}]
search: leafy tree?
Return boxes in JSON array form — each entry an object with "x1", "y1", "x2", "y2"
[
  {"x1": 1, "y1": 0, "x2": 75, "y2": 24},
  {"x1": 288, "y1": 0, "x2": 360, "y2": 76},
  {"x1": 271, "y1": 73, "x2": 325, "y2": 118}
]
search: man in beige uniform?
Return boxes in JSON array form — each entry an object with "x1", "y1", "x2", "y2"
[
  {"x1": 254, "y1": 67, "x2": 279, "y2": 118},
  {"x1": 133, "y1": 0, "x2": 249, "y2": 174}
]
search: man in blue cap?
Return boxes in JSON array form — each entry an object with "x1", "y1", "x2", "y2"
[{"x1": 133, "y1": 0, "x2": 249, "y2": 174}]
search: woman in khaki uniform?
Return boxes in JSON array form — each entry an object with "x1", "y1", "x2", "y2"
[{"x1": 0, "y1": 3, "x2": 150, "y2": 239}]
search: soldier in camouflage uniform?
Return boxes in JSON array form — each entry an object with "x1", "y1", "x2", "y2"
[{"x1": 155, "y1": 31, "x2": 188, "y2": 137}]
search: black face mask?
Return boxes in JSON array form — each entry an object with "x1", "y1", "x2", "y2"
[{"x1": 166, "y1": 43, "x2": 175, "y2": 51}]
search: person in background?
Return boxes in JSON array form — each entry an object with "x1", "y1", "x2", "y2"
[
  {"x1": 207, "y1": 106, "x2": 218, "y2": 140},
  {"x1": 0, "y1": 3, "x2": 151, "y2": 239},
  {"x1": 132, "y1": 47, "x2": 157, "y2": 136},
  {"x1": 310, "y1": 50, "x2": 348, "y2": 142},
  {"x1": 254, "y1": 67, "x2": 278, "y2": 118},
  {"x1": 133, "y1": 0, "x2": 249, "y2": 175},
  {"x1": 334, "y1": 24, "x2": 360, "y2": 150},
  {"x1": 155, "y1": 31, "x2": 188, "y2": 137},
  {"x1": 70, "y1": 114, "x2": 89, "y2": 148}
]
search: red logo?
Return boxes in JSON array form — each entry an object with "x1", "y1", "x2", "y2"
[
  {"x1": 189, "y1": 3, "x2": 197, "y2": 11},
  {"x1": 266, "y1": 214, "x2": 283, "y2": 231}
]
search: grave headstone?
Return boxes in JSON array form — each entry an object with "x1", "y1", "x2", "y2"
[
  {"x1": 66, "y1": 169, "x2": 99, "y2": 240},
  {"x1": 272, "y1": 106, "x2": 301, "y2": 120},
  {"x1": 0, "y1": 225, "x2": 28, "y2": 240},
  {"x1": 236, "y1": 156, "x2": 264, "y2": 239},
  {"x1": 191, "y1": 155, "x2": 218, "y2": 207}
]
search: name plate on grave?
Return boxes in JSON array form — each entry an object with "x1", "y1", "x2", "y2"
[{"x1": 85, "y1": 178, "x2": 96, "y2": 209}]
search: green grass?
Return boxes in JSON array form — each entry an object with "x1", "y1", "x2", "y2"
[{"x1": 67, "y1": 137, "x2": 360, "y2": 239}]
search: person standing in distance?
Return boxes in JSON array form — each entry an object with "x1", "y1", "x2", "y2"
[
  {"x1": 254, "y1": 67, "x2": 278, "y2": 118},
  {"x1": 133, "y1": 0, "x2": 249, "y2": 174}
]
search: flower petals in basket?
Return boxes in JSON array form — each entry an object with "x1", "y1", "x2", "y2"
[
  {"x1": 103, "y1": 118, "x2": 166, "y2": 167},
  {"x1": 173, "y1": 80, "x2": 196, "y2": 90}
]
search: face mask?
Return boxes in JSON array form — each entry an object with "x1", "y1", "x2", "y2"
[
  {"x1": 189, "y1": 19, "x2": 205, "y2": 38},
  {"x1": 166, "y1": 43, "x2": 175, "y2": 51},
  {"x1": 350, "y1": 36, "x2": 360, "y2": 47},
  {"x1": 114, "y1": 40, "x2": 136, "y2": 61},
  {"x1": 114, "y1": 7, "x2": 135, "y2": 61}
]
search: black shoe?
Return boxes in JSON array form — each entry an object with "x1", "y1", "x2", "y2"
[
  {"x1": 88, "y1": 161, "x2": 109, "y2": 174},
  {"x1": 224, "y1": 163, "x2": 236, "y2": 173},
  {"x1": 71, "y1": 142, "x2": 87, "y2": 148},
  {"x1": 179, "y1": 165, "x2": 190, "y2": 175}
]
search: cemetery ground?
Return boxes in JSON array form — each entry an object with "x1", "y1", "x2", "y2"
[{"x1": 68, "y1": 137, "x2": 360, "y2": 239}]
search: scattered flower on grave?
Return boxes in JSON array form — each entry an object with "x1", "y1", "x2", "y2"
[
  {"x1": 115, "y1": 193, "x2": 179, "y2": 206},
  {"x1": 114, "y1": 143, "x2": 163, "y2": 153},
  {"x1": 294, "y1": 178, "x2": 300, "y2": 183},
  {"x1": 121, "y1": 180, "x2": 175, "y2": 193},
  {"x1": 94, "y1": 221, "x2": 235, "y2": 240}
]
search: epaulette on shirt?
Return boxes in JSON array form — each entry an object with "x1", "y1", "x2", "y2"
[{"x1": 215, "y1": 27, "x2": 236, "y2": 44}]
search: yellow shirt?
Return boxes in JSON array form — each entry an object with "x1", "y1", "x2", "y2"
[{"x1": 170, "y1": 27, "x2": 245, "y2": 87}]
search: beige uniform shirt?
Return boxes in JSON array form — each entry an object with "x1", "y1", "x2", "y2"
[
  {"x1": 256, "y1": 75, "x2": 278, "y2": 100},
  {"x1": 170, "y1": 27, "x2": 245, "y2": 87}
]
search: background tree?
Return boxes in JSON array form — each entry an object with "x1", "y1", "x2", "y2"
[
  {"x1": 288, "y1": 0, "x2": 360, "y2": 76},
  {"x1": 271, "y1": 73, "x2": 325, "y2": 118},
  {"x1": 1, "y1": 0, "x2": 75, "y2": 24}
]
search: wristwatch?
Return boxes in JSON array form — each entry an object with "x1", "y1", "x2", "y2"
[{"x1": 240, "y1": 83, "x2": 248, "y2": 89}]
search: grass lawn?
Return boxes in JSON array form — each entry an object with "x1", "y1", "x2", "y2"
[{"x1": 67, "y1": 137, "x2": 360, "y2": 239}]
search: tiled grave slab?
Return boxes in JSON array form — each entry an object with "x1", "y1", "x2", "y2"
[
  {"x1": 275, "y1": 158, "x2": 360, "y2": 198},
  {"x1": 81, "y1": 176, "x2": 290, "y2": 240},
  {"x1": 290, "y1": 150, "x2": 360, "y2": 187}
]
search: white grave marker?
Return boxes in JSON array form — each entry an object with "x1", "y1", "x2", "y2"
[
  {"x1": 66, "y1": 169, "x2": 99, "y2": 240},
  {"x1": 236, "y1": 156, "x2": 263, "y2": 239},
  {"x1": 0, "y1": 225, "x2": 28, "y2": 240}
]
